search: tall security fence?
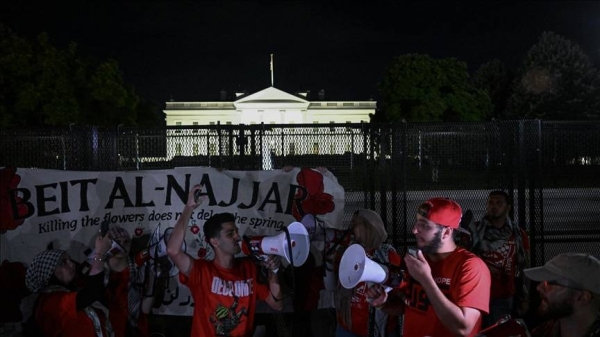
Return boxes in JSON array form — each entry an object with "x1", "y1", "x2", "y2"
[{"x1": 1, "y1": 120, "x2": 599, "y2": 267}]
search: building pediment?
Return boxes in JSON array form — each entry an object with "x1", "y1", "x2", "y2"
[{"x1": 234, "y1": 87, "x2": 309, "y2": 109}]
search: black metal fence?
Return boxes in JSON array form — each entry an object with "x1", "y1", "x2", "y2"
[{"x1": 2, "y1": 120, "x2": 599, "y2": 267}]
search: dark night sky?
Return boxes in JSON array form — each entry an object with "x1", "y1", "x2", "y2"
[{"x1": 2, "y1": 1, "x2": 599, "y2": 103}]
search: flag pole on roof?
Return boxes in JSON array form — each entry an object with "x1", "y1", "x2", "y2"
[{"x1": 270, "y1": 53, "x2": 274, "y2": 87}]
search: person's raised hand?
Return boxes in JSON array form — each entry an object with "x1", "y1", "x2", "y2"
[{"x1": 187, "y1": 184, "x2": 205, "y2": 209}]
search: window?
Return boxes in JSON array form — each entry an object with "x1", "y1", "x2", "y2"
[
  {"x1": 175, "y1": 143, "x2": 182, "y2": 156},
  {"x1": 312, "y1": 142, "x2": 319, "y2": 155},
  {"x1": 175, "y1": 121, "x2": 182, "y2": 133},
  {"x1": 289, "y1": 142, "x2": 296, "y2": 155},
  {"x1": 330, "y1": 121, "x2": 335, "y2": 132},
  {"x1": 209, "y1": 143, "x2": 217, "y2": 156},
  {"x1": 193, "y1": 144, "x2": 199, "y2": 156},
  {"x1": 193, "y1": 121, "x2": 199, "y2": 133}
]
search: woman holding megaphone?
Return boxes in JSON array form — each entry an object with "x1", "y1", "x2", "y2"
[{"x1": 334, "y1": 209, "x2": 401, "y2": 337}]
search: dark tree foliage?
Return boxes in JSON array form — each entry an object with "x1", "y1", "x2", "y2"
[
  {"x1": 507, "y1": 31, "x2": 600, "y2": 120},
  {"x1": 472, "y1": 59, "x2": 513, "y2": 120},
  {"x1": 0, "y1": 25, "x2": 161, "y2": 127},
  {"x1": 377, "y1": 54, "x2": 491, "y2": 122}
]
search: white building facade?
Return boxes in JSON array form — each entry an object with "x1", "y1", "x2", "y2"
[{"x1": 163, "y1": 86, "x2": 376, "y2": 162}]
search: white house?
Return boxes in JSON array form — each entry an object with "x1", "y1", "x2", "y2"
[
  {"x1": 164, "y1": 86, "x2": 375, "y2": 126},
  {"x1": 163, "y1": 86, "x2": 376, "y2": 164}
]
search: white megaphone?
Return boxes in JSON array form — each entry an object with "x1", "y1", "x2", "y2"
[
  {"x1": 148, "y1": 224, "x2": 186, "y2": 277},
  {"x1": 241, "y1": 222, "x2": 310, "y2": 272},
  {"x1": 339, "y1": 244, "x2": 404, "y2": 290}
]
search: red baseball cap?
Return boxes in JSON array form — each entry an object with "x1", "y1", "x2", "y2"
[{"x1": 417, "y1": 198, "x2": 463, "y2": 229}]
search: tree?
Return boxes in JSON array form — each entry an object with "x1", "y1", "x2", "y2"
[
  {"x1": 0, "y1": 25, "x2": 156, "y2": 127},
  {"x1": 472, "y1": 59, "x2": 513, "y2": 120},
  {"x1": 377, "y1": 54, "x2": 491, "y2": 122},
  {"x1": 507, "y1": 31, "x2": 600, "y2": 120}
]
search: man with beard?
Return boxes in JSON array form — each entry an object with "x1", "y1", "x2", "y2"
[
  {"x1": 466, "y1": 190, "x2": 530, "y2": 327},
  {"x1": 524, "y1": 253, "x2": 600, "y2": 337},
  {"x1": 367, "y1": 197, "x2": 491, "y2": 337},
  {"x1": 167, "y1": 185, "x2": 283, "y2": 337}
]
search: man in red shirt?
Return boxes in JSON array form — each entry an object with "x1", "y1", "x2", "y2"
[
  {"x1": 167, "y1": 185, "x2": 283, "y2": 337},
  {"x1": 368, "y1": 197, "x2": 491, "y2": 337}
]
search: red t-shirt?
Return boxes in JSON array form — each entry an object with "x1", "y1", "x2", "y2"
[
  {"x1": 105, "y1": 268, "x2": 149, "y2": 337},
  {"x1": 403, "y1": 247, "x2": 491, "y2": 337},
  {"x1": 337, "y1": 247, "x2": 401, "y2": 336},
  {"x1": 180, "y1": 258, "x2": 269, "y2": 337},
  {"x1": 479, "y1": 228, "x2": 530, "y2": 299},
  {"x1": 36, "y1": 291, "x2": 110, "y2": 337}
]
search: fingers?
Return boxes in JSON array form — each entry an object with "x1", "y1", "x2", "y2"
[
  {"x1": 365, "y1": 285, "x2": 387, "y2": 305},
  {"x1": 263, "y1": 255, "x2": 281, "y2": 271}
]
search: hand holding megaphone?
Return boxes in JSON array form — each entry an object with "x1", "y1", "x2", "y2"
[
  {"x1": 259, "y1": 254, "x2": 281, "y2": 273},
  {"x1": 339, "y1": 244, "x2": 405, "y2": 290},
  {"x1": 365, "y1": 284, "x2": 389, "y2": 307},
  {"x1": 241, "y1": 242, "x2": 282, "y2": 273},
  {"x1": 240, "y1": 221, "x2": 310, "y2": 273}
]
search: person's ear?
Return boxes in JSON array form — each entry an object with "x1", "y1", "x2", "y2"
[
  {"x1": 210, "y1": 237, "x2": 219, "y2": 248},
  {"x1": 578, "y1": 290, "x2": 593, "y2": 305},
  {"x1": 443, "y1": 227, "x2": 453, "y2": 239}
]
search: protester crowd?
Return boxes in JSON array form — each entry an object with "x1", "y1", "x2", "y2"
[{"x1": 8, "y1": 178, "x2": 600, "y2": 337}]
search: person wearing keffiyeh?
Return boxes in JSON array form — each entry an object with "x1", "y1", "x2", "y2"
[
  {"x1": 25, "y1": 234, "x2": 113, "y2": 337},
  {"x1": 467, "y1": 190, "x2": 531, "y2": 329},
  {"x1": 104, "y1": 226, "x2": 152, "y2": 337}
]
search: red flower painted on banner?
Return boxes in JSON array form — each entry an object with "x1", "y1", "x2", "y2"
[
  {"x1": 292, "y1": 168, "x2": 335, "y2": 220},
  {"x1": 0, "y1": 167, "x2": 30, "y2": 233}
]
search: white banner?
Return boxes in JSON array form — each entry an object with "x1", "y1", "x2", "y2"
[{"x1": 0, "y1": 166, "x2": 345, "y2": 316}]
